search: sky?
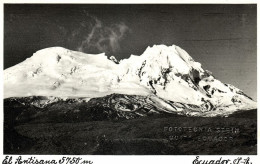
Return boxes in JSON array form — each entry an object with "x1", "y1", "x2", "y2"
[{"x1": 4, "y1": 4, "x2": 257, "y2": 100}]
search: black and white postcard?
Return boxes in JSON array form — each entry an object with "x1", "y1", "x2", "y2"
[{"x1": 1, "y1": 1, "x2": 259, "y2": 164}]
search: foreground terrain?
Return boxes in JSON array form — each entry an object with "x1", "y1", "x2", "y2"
[{"x1": 4, "y1": 97, "x2": 257, "y2": 155}]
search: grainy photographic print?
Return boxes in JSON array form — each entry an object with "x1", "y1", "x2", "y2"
[{"x1": 3, "y1": 4, "x2": 257, "y2": 155}]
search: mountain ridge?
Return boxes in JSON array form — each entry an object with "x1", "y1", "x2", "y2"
[{"x1": 4, "y1": 44, "x2": 257, "y2": 117}]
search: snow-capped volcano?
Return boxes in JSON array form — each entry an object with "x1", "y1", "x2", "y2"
[{"x1": 4, "y1": 45, "x2": 256, "y2": 116}]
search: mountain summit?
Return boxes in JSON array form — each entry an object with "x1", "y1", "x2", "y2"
[{"x1": 4, "y1": 45, "x2": 256, "y2": 116}]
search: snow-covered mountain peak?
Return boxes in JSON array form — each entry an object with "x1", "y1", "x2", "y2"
[
  {"x1": 138, "y1": 45, "x2": 203, "y2": 74},
  {"x1": 28, "y1": 46, "x2": 115, "y2": 68},
  {"x1": 4, "y1": 44, "x2": 256, "y2": 116}
]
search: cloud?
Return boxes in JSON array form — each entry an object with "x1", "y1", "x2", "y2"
[{"x1": 75, "y1": 14, "x2": 130, "y2": 54}]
